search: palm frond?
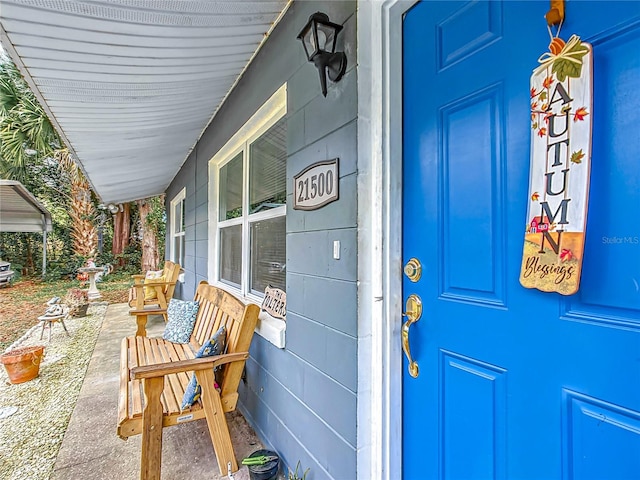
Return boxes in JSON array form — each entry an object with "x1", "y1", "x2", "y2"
[
  {"x1": 0, "y1": 121, "x2": 28, "y2": 167},
  {"x1": 0, "y1": 76, "x2": 20, "y2": 115},
  {"x1": 18, "y1": 97, "x2": 56, "y2": 153},
  {"x1": 0, "y1": 157, "x2": 27, "y2": 182},
  {"x1": 54, "y1": 148, "x2": 79, "y2": 180}
]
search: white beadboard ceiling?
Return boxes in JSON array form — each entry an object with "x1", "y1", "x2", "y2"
[{"x1": 0, "y1": 0, "x2": 289, "y2": 204}]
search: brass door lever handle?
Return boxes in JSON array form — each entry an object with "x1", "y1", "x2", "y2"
[{"x1": 402, "y1": 294, "x2": 422, "y2": 378}]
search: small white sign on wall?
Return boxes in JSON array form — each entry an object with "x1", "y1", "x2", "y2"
[
  {"x1": 293, "y1": 159, "x2": 339, "y2": 210},
  {"x1": 261, "y1": 285, "x2": 286, "y2": 320}
]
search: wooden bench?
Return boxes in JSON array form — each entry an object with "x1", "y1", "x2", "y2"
[
  {"x1": 128, "y1": 261, "x2": 181, "y2": 336},
  {"x1": 118, "y1": 281, "x2": 260, "y2": 480}
]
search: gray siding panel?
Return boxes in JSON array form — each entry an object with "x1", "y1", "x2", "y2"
[
  {"x1": 342, "y1": 14, "x2": 357, "y2": 77},
  {"x1": 300, "y1": 356, "x2": 357, "y2": 445},
  {"x1": 304, "y1": 69, "x2": 357, "y2": 148},
  {"x1": 287, "y1": 120, "x2": 357, "y2": 181},
  {"x1": 184, "y1": 252, "x2": 195, "y2": 274},
  {"x1": 250, "y1": 335, "x2": 304, "y2": 393},
  {"x1": 194, "y1": 272, "x2": 207, "y2": 289},
  {"x1": 194, "y1": 158, "x2": 208, "y2": 191},
  {"x1": 194, "y1": 221, "x2": 208, "y2": 240},
  {"x1": 195, "y1": 203, "x2": 208, "y2": 224},
  {"x1": 287, "y1": 228, "x2": 357, "y2": 281},
  {"x1": 173, "y1": 282, "x2": 184, "y2": 300},
  {"x1": 286, "y1": 274, "x2": 357, "y2": 337},
  {"x1": 287, "y1": 109, "x2": 305, "y2": 155},
  {"x1": 288, "y1": 62, "x2": 320, "y2": 113},
  {"x1": 184, "y1": 201, "x2": 196, "y2": 226},
  {"x1": 286, "y1": 312, "x2": 357, "y2": 393},
  {"x1": 246, "y1": 335, "x2": 356, "y2": 445},
  {"x1": 195, "y1": 184, "x2": 207, "y2": 209},
  {"x1": 166, "y1": 158, "x2": 193, "y2": 202},
  {"x1": 194, "y1": 239, "x2": 208, "y2": 257},
  {"x1": 194, "y1": 257, "x2": 208, "y2": 278},
  {"x1": 182, "y1": 279, "x2": 196, "y2": 299}
]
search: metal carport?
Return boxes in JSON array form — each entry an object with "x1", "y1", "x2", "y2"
[{"x1": 0, "y1": 179, "x2": 53, "y2": 275}]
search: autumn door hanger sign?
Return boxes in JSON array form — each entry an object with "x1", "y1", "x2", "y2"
[{"x1": 520, "y1": 25, "x2": 593, "y2": 295}]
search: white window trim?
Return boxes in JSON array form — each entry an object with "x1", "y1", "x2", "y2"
[
  {"x1": 208, "y1": 83, "x2": 287, "y2": 348},
  {"x1": 169, "y1": 188, "x2": 186, "y2": 282}
]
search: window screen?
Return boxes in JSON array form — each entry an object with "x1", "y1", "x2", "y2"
[
  {"x1": 250, "y1": 216, "x2": 286, "y2": 293},
  {"x1": 219, "y1": 224, "x2": 242, "y2": 287},
  {"x1": 249, "y1": 118, "x2": 287, "y2": 214},
  {"x1": 219, "y1": 152, "x2": 243, "y2": 221}
]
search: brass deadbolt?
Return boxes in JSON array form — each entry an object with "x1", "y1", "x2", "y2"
[{"x1": 404, "y1": 257, "x2": 422, "y2": 282}]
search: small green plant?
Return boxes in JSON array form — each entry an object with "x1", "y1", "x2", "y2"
[{"x1": 288, "y1": 461, "x2": 309, "y2": 480}]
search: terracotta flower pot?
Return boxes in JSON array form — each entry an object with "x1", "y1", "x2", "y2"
[{"x1": 1, "y1": 345, "x2": 45, "y2": 384}]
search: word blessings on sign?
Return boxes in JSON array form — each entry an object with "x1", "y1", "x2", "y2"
[
  {"x1": 520, "y1": 35, "x2": 593, "y2": 295},
  {"x1": 261, "y1": 285, "x2": 286, "y2": 320},
  {"x1": 293, "y1": 159, "x2": 339, "y2": 210}
]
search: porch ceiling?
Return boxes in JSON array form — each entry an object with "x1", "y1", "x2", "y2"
[{"x1": 0, "y1": 0, "x2": 289, "y2": 204}]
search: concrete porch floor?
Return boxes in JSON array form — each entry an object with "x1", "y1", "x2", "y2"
[{"x1": 51, "y1": 303, "x2": 265, "y2": 480}]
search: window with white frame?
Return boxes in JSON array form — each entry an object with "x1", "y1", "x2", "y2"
[
  {"x1": 213, "y1": 89, "x2": 287, "y2": 299},
  {"x1": 170, "y1": 188, "x2": 186, "y2": 267}
]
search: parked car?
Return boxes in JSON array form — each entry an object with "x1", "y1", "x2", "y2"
[{"x1": 0, "y1": 261, "x2": 15, "y2": 287}]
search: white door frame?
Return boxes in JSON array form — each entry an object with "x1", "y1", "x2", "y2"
[{"x1": 356, "y1": 1, "x2": 418, "y2": 479}]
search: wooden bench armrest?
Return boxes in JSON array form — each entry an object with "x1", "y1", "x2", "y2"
[
  {"x1": 131, "y1": 280, "x2": 176, "y2": 289},
  {"x1": 129, "y1": 308, "x2": 166, "y2": 316},
  {"x1": 131, "y1": 352, "x2": 249, "y2": 380}
]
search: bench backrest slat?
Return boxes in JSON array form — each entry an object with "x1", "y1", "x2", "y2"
[
  {"x1": 161, "y1": 261, "x2": 181, "y2": 297},
  {"x1": 189, "y1": 282, "x2": 259, "y2": 397},
  {"x1": 191, "y1": 281, "x2": 259, "y2": 353}
]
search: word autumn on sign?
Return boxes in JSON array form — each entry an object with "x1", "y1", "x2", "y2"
[
  {"x1": 261, "y1": 285, "x2": 286, "y2": 320},
  {"x1": 520, "y1": 35, "x2": 592, "y2": 295}
]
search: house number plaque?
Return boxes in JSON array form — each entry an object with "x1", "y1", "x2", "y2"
[{"x1": 293, "y1": 159, "x2": 339, "y2": 211}]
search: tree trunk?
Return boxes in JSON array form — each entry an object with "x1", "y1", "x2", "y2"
[
  {"x1": 137, "y1": 199, "x2": 158, "y2": 272},
  {"x1": 69, "y1": 182, "x2": 97, "y2": 258},
  {"x1": 25, "y1": 235, "x2": 34, "y2": 274},
  {"x1": 54, "y1": 150, "x2": 97, "y2": 259},
  {"x1": 112, "y1": 203, "x2": 131, "y2": 264}
]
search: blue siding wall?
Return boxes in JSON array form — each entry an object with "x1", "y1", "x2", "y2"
[{"x1": 165, "y1": 2, "x2": 358, "y2": 479}]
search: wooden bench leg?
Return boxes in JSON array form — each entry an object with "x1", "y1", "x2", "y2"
[
  {"x1": 196, "y1": 369, "x2": 238, "y2": 475},
  {"x1": 141, "y1": 377, "x2": 164, "y2": 480},
  {"x1": 135, "y1": 314, "x2": 148, "y2": 337}
]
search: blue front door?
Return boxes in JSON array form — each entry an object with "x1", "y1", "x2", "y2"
[{"x1": 402, "y1": 1, "x2": 640, "y2": 478}]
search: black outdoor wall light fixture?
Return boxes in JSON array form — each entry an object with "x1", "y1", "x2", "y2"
[{"x1": 297, "y1": 12, "x2": 347, "y2": 97}]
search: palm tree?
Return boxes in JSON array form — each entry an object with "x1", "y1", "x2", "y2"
[
  {"x1": 0, "y1": 61, "x2": 58, "y2": 181},
  {"x1": 55, "y1": 149, "x2": 97, "y2": 257},
  {"x1": 0, "y1": 58, "x2": 97, "y2": 259}
]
